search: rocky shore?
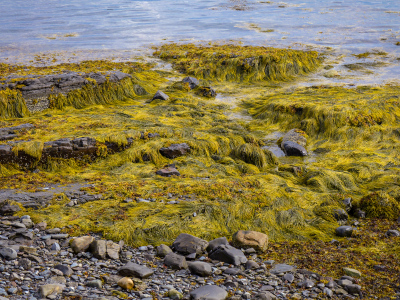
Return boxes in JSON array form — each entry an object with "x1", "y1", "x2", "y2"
[{"x1": 0, "y1": 214, "x2": 371, "y2": 300}]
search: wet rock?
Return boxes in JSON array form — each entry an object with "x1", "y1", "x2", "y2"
[
  {"x1": 189, "y1": 285, "x2": 228, "y2": 300},
  {"x1": 270, "y1": 264, "x2": 295, "y2": 274},
  {"x1": 232, "y1": 230, "x2": 268, "y2": 251},
  {"x1": 156, "y1": 244, "x2": 172, "y2": 257},
  {"x1": 156, "y1": 164, "x2": 180, "y2": 177},
  {"x1": 172, "y1": 233, "x2": 208, "y2": 255},
  {"x1": 39, "y1": 284, "x2": 65, "y2": 297},
  {"x1": 385, "y1": 229, "x2": 400, "y2": 237},
  {"x1": 152, "y1": 90, "x2": 169, "y2": 101},
  {"x1": 118, "y1": 262, "x2": 154, "y2": 278},
  {"x1": 281, "y1": 129, "x2": 307, "y2": 147},
  {"x1": 188, "y1": 261, "x2": 212, "y2": 276},
  {"x1": 195, "y1": 86, "x2": 217, "y2": 98},
  {"x1": 0, "y1": 247, "x2": 17, "y2": 260},
  {"x1": 282, "y1": 141, "x2": 307, "y2": 156},
  {"x1": 71, "y1": 236, "x2": 95, "y2": 253},
  {"x1": 207, "y1": 237, "x2": 229, "y2": 252},
  {"x1": 343, "y1": 267, "x2": 361, "y2": 278},
  {"x1": 118, "y1": 277, "x2": 134, "y2": 290},
  {"x1": 164, "y1": 252, "x2": 188, "y2": 270},
  {"x1": 335, "y1": 226, "x2": 353, "y2": 237},
  {"x1": 160, "y1": 143, "x2": 191, "y2": 159},
  {"x1": 182, "y1": 76, "x2": 200, "y2": 89},
  {"x1": 208, "y1": 244, "x2": 247, "y2": 266}
]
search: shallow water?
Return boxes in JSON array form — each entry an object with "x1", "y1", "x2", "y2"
[{"x1": 1, "y1": 0, "x2": 399, "y2": 82}]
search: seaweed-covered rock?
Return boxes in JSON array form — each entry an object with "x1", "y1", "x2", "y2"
[
  {"x1": 358, "y1": 191, "x2": 400, "y2": 219},
  {"x1": 159, "y1": 143, "x2": 191, "y2": 159},
  {"x1": 0, "y1": 123, "x2": 34, "y2": 141},
  {"x1": 195, "y1": 86, "x2": 216, "y2": 98},
  {"x1": 281, "y1": 129, "x2": 307, "y2": 148}
]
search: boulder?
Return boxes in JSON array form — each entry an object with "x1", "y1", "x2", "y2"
[
  {"x1": 232, "y1": 230, "x2": 268, "y2": 251},
  {"x1": 281, "y1": 129, "x2": 307, "y2": 147},
  {"x1": 208, "y1": 244, "x2": 247, "y2": 266},
  {"x1": 156, "y1": 244, "x2": 172, "y2": 257},
  {"x1": 159, "y1": 143, "x2": 191, "y2": 159},
  {"x1": 152, "y1": 90, "x2": 169, "y2": 101},
  {"x1": 70, "y1": 236, "x2": 95, "y2": 253},
  {"x1": 189, "y1": 285, "x2": 228, "y2": 300},
  {"x1": 188, "y1": 261, "x2": 212, "y2": 277},
  {"x1": 164, "y1": 252, "x2": 188, "y2": 270},
  {"x1": 182, "y1": 76, "x2": 200, "y2": 89},
  {"x1": 206, "y1": 237, "x2": 229, "y2": 253},
  {"x1": 172, "y1": 233, "x2": 208, "y2": 255},
  {"x1": 117, "y1": 262, "x2": 154, "y2": 279}
]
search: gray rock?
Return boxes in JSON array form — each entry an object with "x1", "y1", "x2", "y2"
[
  {"x1": 106, "y1": 240, "x2": 120, "y2": 260},
  {"x1": 297, "y1": 279, "x2": 315, "y2": 288},
  {"x1": 188, "y1": 261, "x2": 212, "y2": 276},
  {"x1": 323, "y1": 288, "x2": 333, "y2": 298},
  {"x1": 208, "y1": 244, "x2": 247, "y2": 266},
  {"x1": 282, "y1": 141, "x2": 307, "y2": 156},
  {"x1": 270, "y1": 264, "x2": 295, "y2": 274},
  {"x1": 254, "y1": 292, "x2": 277, "y2": 300},
  {"x1": 160, "y1": 143, "x2": 191, "y2": 159},
  {"x1": 19, "y1": 258, "x2": 32, "y2": 270},
  {"x1": 50, "y1": 243, "x2": 61, "y2": 251},
  {"x1": 91, "y1": 239, "x2": 107, "y2": 259},
  {"x1": 71, "y1": 236, "x2": 95, "y2": 253},
  {"x1": 343, "y1": 198, "x2": 352, "y2": 211},
  {"x1": 182, "y1": 77, "x2": 200, "y2": 89},
  {"x1": 283, "y1": 273, "x2": 294, "y2": 283},
  {"x1": 245, "y1": 260, "x2": 259, "y2": 270},
  {"x1": 333, "y1": 209, "x2": 348, "y2": 221},
  {"x1": 0, "y1": 247, "x2": 17, "y2": 260},
  {"x1": 189, "y1": 285, "x2": 228, "y2": 300},
  {"x1": 164, "y1": 252, "x2": 188, "y2": 270},
  {"x1": 345, "y1": 284, "x2": 361, "y2": 294},
  {"x1": 156, "y1": 244, "x2": 172, "y2": 257},
  {"x1": 54, "y1": 265, "x2": 73, "y2": 276},
  {"x1": 385, "y1": 230, "x2": 400, "y2": 237},
  {"x1": 172, "y1": 233, "x2": 208, "y2": 255},
  {"x1": 39, "y1": 284, "x2": 65, "y2": 297},
  {"x1": 152, "y1": 90, "x2": 169, "y2": 101},
  {"x1": 206, "y1": 237, "x2": 229, "y2": 253},
  {"x1": 117, "y1": 262, "x2": 154, "y2": 278},
  {"x1": 335, "y1": 226, "x2": 353, "y2": 237},
  {"x1": 86, "y1": 279, "x2": 102, "y2": 289},
  {"x1": 0, "y1": 204, "x2": 21, "y2": 216}
]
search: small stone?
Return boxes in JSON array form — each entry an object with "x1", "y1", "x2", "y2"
[
  {"x1": 117, "y1": 277, "x2": 134, "y2": 290},
  {"x1": 160, "y1": 143, "x2": 191, "y2": 159},
  {"x1": 297, "y1": 279, "x2": 315, "y2": 289},
  {"x1": 118, "y1": 262, "x2": 154, "y2": 278},
  {"x1": 156, "y1": 244, "x2": 172, "y2": 257},
  {"x1": 335, "y1": 226, "x2": 353, "y2": 237},
  {"x1": 156, "y1": 164, "x2": 180, "y2": 177},
  {"x1": 19, "y1": 246, "x2": 37, "y2": 254},
  {"x1": 343, "y1": 267, "x2": 361, "y2": 278},
  {"x1": 385, "y1": 230, "x2": 400, "y2": 237},
  {"x1": 168, "y1": 289, "x2": 183, "y2": 300},
  {"x1": 283, "y1": 273, "x2": 294, "y2": 283},
  {"x1": 354, "y1": 209, "x2": 366, "y2": 218},
  {"x1": 188, "y1": 261, "x2": 212, "y2": 276},
  {"x1": 54, "y1": 265, "x2": 73, "y2": 276},
  {"x1": 19, "y1": 258, "x2": 32, "y2": 270},
  {"x1": 323, "y1": 287, "x2": 333, "y2": 298},
  {"x1": 86, "y1": 279, "x2": 102, "y2": 289},
  {"x1": 71, "y1": 236, "x2": 95, "y2": 253},
  {"x1": 345, "y1": 284, "x2": 361, "y2": 294},
  {"x1": 333, "y1": 209, "x2": 348, "y2": 221},
  {"x1": 50, "y1": 243, "x2": 61, "y2": 251},
  {"x1": 245, "y1": 260, "x2": 259, "y2": 270},
  {"x1": 39, "y1": 284, "x2": 65, "y2": 297},
  {"x1": 189, "y1": 285, "x2": 228, "y2": 300},
  {"x1": 152, "y1": 90, "x2": 169, "y2": 101}
]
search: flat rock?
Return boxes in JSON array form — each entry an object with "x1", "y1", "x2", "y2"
[
  {"x1": 189, "y1": 285, "x2": 228, "y2": 300},
  {"x1": 118, "y1": 262, "x2": 154, "y2": 279},
  {"x1": 270, "y1": 264, "x2": 295, "y2": 274},
  {"x1": 39, "y1": 284, "x2": 65, "y2": 297},
  {"x1": 159, "y1": 143, "x2": 191, "y2": 159},
  {"x1": 172, "y1": 233, "x2": 208, "y2": 255},
  {"x1": 232, "y1": 230, "x2": 268, "y2": 251},
  {"x1": 156, "y1": 164, "x2": 180, "y2": 177},
  {"x1": 343, "y1": 267, "x2": 361, "y2": 278},
  {"x1": 208, "y1": 244, "x2": 247, "y2": 266}
]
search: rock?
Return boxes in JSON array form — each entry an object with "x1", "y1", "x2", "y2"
[
  {"x1": 118, "y1": 277, "x2": 134, "y2": 290},
  {"x1": 50, "y1": 242, "x2": 61, "y2": 251},
  {"x1": 323, "y1": 287, "x2": 333, "y2": 298},
  {"x1": 232, "y1": 230, "x2": 268, "y2": 251},
  {"x1": 208, "y1": 244, "x2": 247, "y2": 266},
  {"x1": 156, "y1": 244, "x2": 172, "y2": 257},
  {"x1": 182, "y1": 76, "x2": 200, "y2": 89},
  {"x1": 156, "y1": 164, "x2": 180, "y2": 177},
  {"x1": 49, "y1": 276, "x2": 67, "y2": 285},
  {"x1": 343, "y1": 267, "x2": 361, "y2": 278},
  {"x1": 353, "y1": 209, "x2": 366, "y2": 218},
  {"x1": 190, "y1": 285, "x2": 228, "y2": 300},
  {"x1": 35, "y1": 221, "x2": 47, "y2": 230},
  {"x1": 39, "y1": 284, "x2": 65, "y2": 297},
  {"x1": 102, "y1": 274, "x2": 123, "y2": 285},
  {"x1": 160, "y1": 143, "x2": 191, "y2": 159},
  {"x1": 297, "y1": 279, "x2": 315, "y2": 288},
  {"x1": 152, "y1": 90, "x2": 169, "y2": 101},
  {"x1": 0, "y1": 204, "x2": 21, "y2": 216},
  {"x1": 19, "y1": 246, "x2": 37, "y2": 254},
  {"x1": 270, "y1": 264, "x2": 295, "y2": 274},
  {"x1": 0, "y1": 247, "x2": 17, "y2": 260},
  {"x1": 188, "y1": 261, "x2": 212, "y2": 276},
  {"x1": 21, "y1": 218, "x2": 34, "y2": 228},
  {"x1": 106, "y1": 240, "x2": 120, "y2": 259},
  {"x1": 245, "y1": 260, "x2": 259, "y2": 270},
  {"x1": 207, "y1": 237, "x2": 229, "y2": 252},
  {"x1": 168, "y1": 289, "x2": 183, "y2": 300},
  {"x1": 282, "y1": 141, "x2": 307, "y2": 156},
  {"x1": 71, "y1": 236, "x2": 95, "y2": 253},
  {"x1": 164, "y1": 252, "x2": 188, "y2": 270},
  {"x1": 172, "y1": 233, "x2": 208, "y2": 255},
  {"x1": 283, "y1": 273, "x2": 294, "y2": 283},
  {"x1": 333, "y1": 209, "x2": 348, "y2": 221},
  {"x1": 86, "y1": 279, "x2": 102, "y2": 288},
  {"x1": 343, "y1": 198, "x2": 352, "y2": 211},
  {"x1": 54, "y1": 265, "x2": 73, "y2": 276},
  {"x1": 335, "y1": 226, "x2": 353, "y2": 237},
  {"x1": 345, "y1": 284, "x2": 361, "y2": 294},
  {"x1": 195, "y1": 86, "x2": 217, "y2": 98},
  {"x1": 281, "y1": 129, "x2": 307, "y2": 147},
  {"x1": 385, "y1": 230, "x2": 400, "y2": 237},
  {"x1": 254, "y1": 292, "x2": 277, "y2": 300},
  {"x1": 118, "y1": 262, "x2": 154, "y2": 278}
]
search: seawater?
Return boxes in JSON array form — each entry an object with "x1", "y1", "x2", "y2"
[{"x1": 0, "y1": 0, "x2": 399, "y2": 82}]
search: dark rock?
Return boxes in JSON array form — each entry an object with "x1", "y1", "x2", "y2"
[
  {"x1": 282, "y1": 141, "x2": 307, "y2": 156},
  {"x1": 152, "y1": 90, "x2": 169, "y2": 101},
  {"x1": 0, "y1": 204, "x2": 21, "y2": 216},
  {"x1": 208, "y1": 244, "x2": 247, "y2": 266},
  {"x1": 254, "y1": 291, "x2": 277, "y2": 300},
  {"x1": 333, "y1": 209, "x2": 348, "y2": 221},
  {"x1": 343, "y1": 198, "x2": 352, "y2": 212},
  {"x1": 54, "y1": 265, "x2": 73, "y2": 276},
  {"x1": 206, "y1": 237, "x2": 229, "y2": 253},
  {"x1": 345, "y1": 284, "x2": 361, "y2": 294},
  {"x1": 189, "y1": 285, "x2": 227, "y2": 300},
  {"x1": 373, "y1": 265, "x2": 386, "y2": 272},
  {"x1": 156, "y1": 164, "x2": 180, "y2": 177},
  {"x1": 223, "y1": 267, "x2": 242, "y2": 275},
  {"x1": 159, "y1": 143, "x2": 191, "y2": 159},
  {"x1": 164, "y1": 253, "x2": 188, "y2": 270},
  {"x1": 353, "y1": 209, "x2": 366, "y2": 218},
  {"x1": 172, "y1": 233, "x2": 208, "y2": 255},
  {"x1": 385, "y1": 230, "x2": 400, "y2": 237},
  {"x1": 133, "y1": 84, "x2": 148, "y2": 95},
  {"x1": 86, "y1": 279, "x2": 102, "y2": 288},
  {"x1": 188, "y1": 261, "x2": 212, "y2": 276},
  {"x1": 182, "y1": 77, "x2": 200, "y2": 89},
  {"x1": 335, "y1": 226, "x2": 353, "y2": 237},
  {"x1": 117, "y1": 262, "x2": 154, "y2": 278}
]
